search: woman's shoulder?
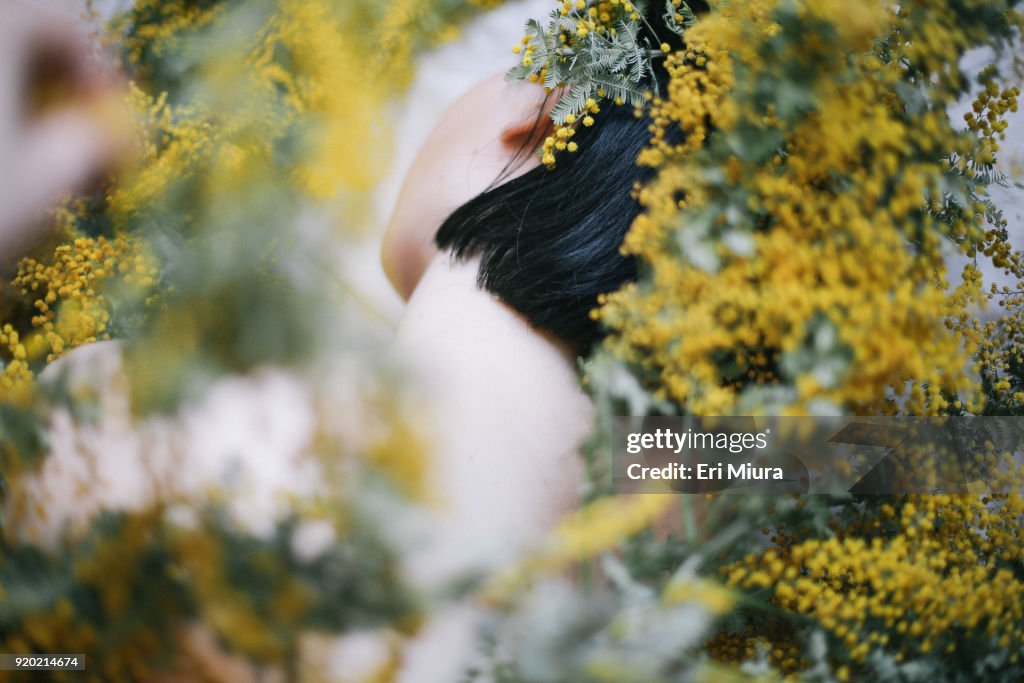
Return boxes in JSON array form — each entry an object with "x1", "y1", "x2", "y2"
[
  {"x1": 394, "y1": 252, "x2": 585, "y2": 403},
  {"x1": 391, "y1": 251, "x2": 590, "y2": 577}
]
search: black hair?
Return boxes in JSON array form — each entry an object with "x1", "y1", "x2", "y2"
[{"x1": 435, "y1": 1, "x2": 707, "y2": 355}]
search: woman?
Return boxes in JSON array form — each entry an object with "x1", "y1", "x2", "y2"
[
  {"x1": 381, "y1": 4, "x2": 694, "y2": 677},
  {"x1": 381, "y1": 74, "x2": 595, "y2": 680}
]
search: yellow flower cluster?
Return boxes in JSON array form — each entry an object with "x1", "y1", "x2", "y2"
[
  {"x1": 718, "y1": 495, "x2": 1024, "y2": 675},
  {"x1": 635, "y1": 26, "x2": 737, "y2": 168},
  {"x1": 963, "y1": 76, "x2": 1018, "y2": 174},
  {"x1": 280, "y1": 0, "x2": 507, "y2": 196},
  {"x1": 540, "y1": 97, "x2": 600, "y2": 166},
  {"x1": 107, "y1": 85, "x2": 212, "y2": 222},
  {"x1": 14, "y1": 238, "x2": 116, "y2": 360},
  {"x1": 269, "y1": 0, "x2": 390, "y2": 199},
  {"x1": 597, "y1": 0, "x2": 1014, "y2": 416},
  {"x1": 110, "y1": 0, "x2": 224, "y2": 79},
  {"x1": 516, "y1": 0, "x2": 641, "y2": 168},
  {"x1": 561, "y1": 0, "x2": 640, "y2": 32},
  {"x1": 0, "y1": 85, "x2": 177, "y2": 400},
  {"x1": 0, "y1": 325, "x2": 33, "y2": 398},
  {"x1": 954, "y1": 77, "x2": 1024, "y2": 410},
  {"x1": 4, "y1": 235, "x2": 154, "y2": 383},
  {"x1": 976, "y1": 281, "x2": 1024, "y2": 409}
]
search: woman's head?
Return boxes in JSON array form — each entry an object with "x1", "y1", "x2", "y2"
[
  {"x1": 435, "y1": 92, "x2": 666, "y2": 353},
  {"x1": 387, "y1": 1, "x2": 706, "y2": 352},
  {"x1": 382, "y1": 73, "x2": 554, "y2": 299}
]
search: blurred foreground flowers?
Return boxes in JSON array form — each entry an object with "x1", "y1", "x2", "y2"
[{"x1": 0, "y1": 0, "x2": 501, "y2": 680}]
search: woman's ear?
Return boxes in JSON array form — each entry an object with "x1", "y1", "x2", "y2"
[{"x1": 499, "y1": 107, "x2": 555, "y2": 155}]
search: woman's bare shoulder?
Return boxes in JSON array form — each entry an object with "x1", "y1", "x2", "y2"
[
  {"x1": 394, "y1": 252, "x2": 588, "y2": 422},
  {"x1": 391, "y1": 252, "x2": 591, "y2": 578}
]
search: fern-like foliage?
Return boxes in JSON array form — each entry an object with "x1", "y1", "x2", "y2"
[{"x1": 506, "y1": 0, "x2": 692, "y2": 126}]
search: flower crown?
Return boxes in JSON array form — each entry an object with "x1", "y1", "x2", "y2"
[{"x1": 506, "y1": 0, "x2": 695, "y2": 167}]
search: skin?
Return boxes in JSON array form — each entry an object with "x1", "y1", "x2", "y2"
[
  {"x1": 383, "y1": 74, "x2": 595, "y2": 680},
  {"x1": 382, "y1": 72, "x2": 554, "y2": 299}
]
